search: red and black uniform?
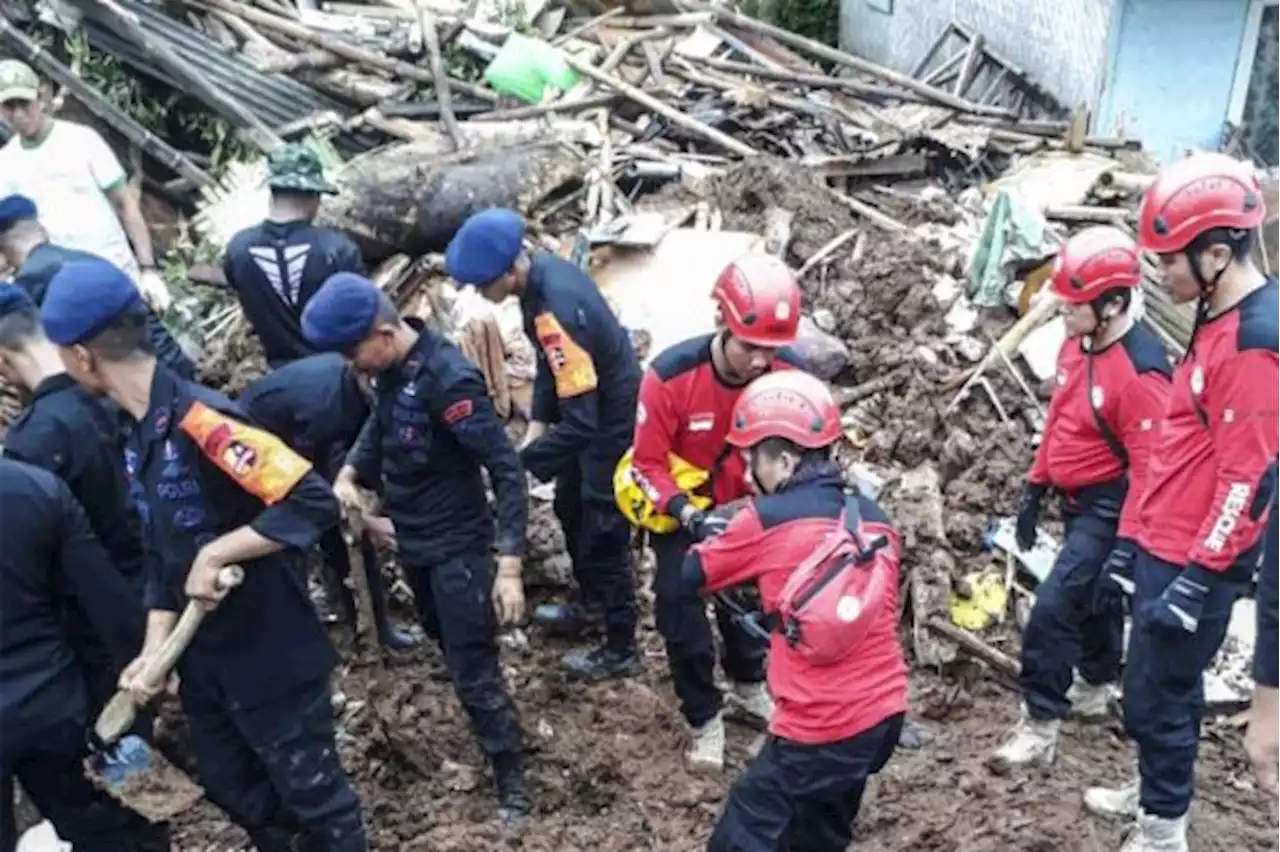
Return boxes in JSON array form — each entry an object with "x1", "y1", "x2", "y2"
[
  {"x1": 632, "y1": 334, "x2": 802, "y2": 727},
  {"x1": 681, "y1": 465, "x2": 907, "y2": 851},
  {"x1": 1018, "y1": 322, "x2": 1172, "y2": 722},
  {"x1": 1125, "y1": 279, "x2": 1279, "y2": 818}
]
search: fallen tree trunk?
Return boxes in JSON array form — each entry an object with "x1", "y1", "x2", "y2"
[{"x1": 318, "y1": 136, "x2": 584, "y2": 263}]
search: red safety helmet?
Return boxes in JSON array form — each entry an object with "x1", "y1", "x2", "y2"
[
  {"x1": 727, "y1": 371, "x2": 842, "y2": 450},
  {"x1": 1049, "y1": 226, "x2": 1141, "y2": 304},
  {"x1": 712, "y1": 254, "x2": 801, "y2": 347},
  {"x1": 1137, "y1": 153, "x2": 1264, "y2": 254}
]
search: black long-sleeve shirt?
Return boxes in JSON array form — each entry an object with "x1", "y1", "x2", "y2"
[
  {"x1": 347, "y1": 320, "x2": 527, "y2": 563},
  {"x1": 0, "y1": 460, "x2": 144, "y2": 746}
]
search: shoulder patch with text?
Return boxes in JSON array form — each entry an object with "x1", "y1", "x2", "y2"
[
  {"x1": 179, "y1": 401, "x2": 312, "y2": 505},
  {"x1": 534, "y1": 311, "x2": 598, "y2": 399},
  {"x1": 442, "y1": 399, "x2": 474, "y2": 425}
]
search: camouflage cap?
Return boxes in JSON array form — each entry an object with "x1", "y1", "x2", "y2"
[
  {"x1": 265, "y1": 143, "x2": 338, "y2": 194},
  {"x1": 0, "y1": 60, "x2": 40, "y2": 103}
]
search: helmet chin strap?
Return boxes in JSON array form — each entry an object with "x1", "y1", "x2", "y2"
[{"x1": 1184, "y1": 246, "x2": 1229, "y2": 360}]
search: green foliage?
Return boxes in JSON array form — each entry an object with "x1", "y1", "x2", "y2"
[
  {"x1": 742, "y1": 0, "x2": 840, "y2": 48},
  {"x1": 60, "y1": 29, "x2": 253, "y2": 174}
]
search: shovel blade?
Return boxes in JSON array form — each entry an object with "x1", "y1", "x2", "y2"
[{"x1": 85, "y1": 735, "x2": 204, "y2": 823}]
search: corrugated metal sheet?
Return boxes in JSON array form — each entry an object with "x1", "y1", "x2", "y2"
[{"x1": 69, "y1": 0, "x2": 379, "y2": 155}]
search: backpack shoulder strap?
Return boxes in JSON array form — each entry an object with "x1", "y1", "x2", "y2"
[{"x1": 841, "y1": 490, "x2": 862, "y2": 533}]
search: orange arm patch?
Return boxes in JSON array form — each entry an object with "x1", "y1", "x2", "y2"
[
  {"x1": 534, "y1": 311, "x2": 598, "y2": 399},
  {"x1": 180, "y1": 401, "x2": 313, "y2": 506}
]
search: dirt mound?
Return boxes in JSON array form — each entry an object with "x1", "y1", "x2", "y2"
[{"x1": 711, "y1": 159, "x2": 858, "y2": 262}]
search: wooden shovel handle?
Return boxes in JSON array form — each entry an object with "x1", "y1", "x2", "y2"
[{"x1": 94, "y1": 565, "x2": 244, "y2": 744}]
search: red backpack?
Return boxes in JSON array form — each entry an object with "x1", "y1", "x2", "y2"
[{"x1": 774, "y1": 494, "x2": 896, "y2": 666}]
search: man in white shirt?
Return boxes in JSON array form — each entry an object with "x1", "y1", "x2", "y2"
[{"x1": 0, "y1": 59, "x2": 169, "y2": 311}]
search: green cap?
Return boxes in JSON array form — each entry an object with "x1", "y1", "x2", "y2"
[
  {"x1": 265, "y1": 143, "x2": 338, "y2": 194},
  {"x1": 0, "y1": 60, "x2": 39, "y2": 103}
]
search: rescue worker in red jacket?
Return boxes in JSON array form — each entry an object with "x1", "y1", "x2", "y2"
[
  {"x1": 630, "y1": 254, "x2": 806, "y2": 771},
  {"x1": 680, "y1": 371, "x2": 908, "y2": 851},
  {"x1": 1083, "y1": 154, "x2": 1278, "y2": 852},
  {"x1": 991, "y1": 226, "x2": 1172, "y2": 771}
]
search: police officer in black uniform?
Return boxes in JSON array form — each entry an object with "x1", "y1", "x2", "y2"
[
  {"x1": 222, "y1": 144, "x2": 364, "y2": 369},
  {"x1": 446, "y1": 208, "x2": 642, "y2": 681},
  {"x1": 302, "y1": 272, "x2": 533, "y2": 825},
  {"x1": 239, "y1": 353, "x2": 419, "y2": 650},
  {"x1": 0, "y1": 194, "x2": 195, "y2": 379},
  {"x1": 40, "y1": 258, "x2": 366, "y2": 852},
  {"x1": 0, "y1": 283, "x2": 148, "y2": 716},
  {"x1": 0, "y1": 458, "x2": 167, "y2": 851}
]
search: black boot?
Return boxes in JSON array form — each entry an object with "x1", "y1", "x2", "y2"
[
  {"x1": 364, "y1": 544, "x2": 420, "y2": 651},
  {"x1": 562, "y1": 643, "x2": 644, "y2": 682},
  {"x1": 492, "y1": 752, "x2": 532, "y2": 830},
  {"x1": 532, "y1": 600, "x2": 604, "y2": 637}
]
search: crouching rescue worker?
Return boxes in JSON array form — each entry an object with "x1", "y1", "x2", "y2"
[
  {"x1": 239, "y1": 353, "x2": 419, "y2": 650},
  {"x1": 991, "y1": 226, "x2": 1172, "y2": 771},
  {"x1": 1083, "y1": 153, "x2": 1278, "y2": 852},
  {"x1": 446, "y1": 208, "x2": 642, "y2": 680},
  {"x1": 302, "y1": 272, "x2": 534, "y2": 824},
  {"x1": 0, "y1": 458, "x2": 167, "y2": 851},
  {"x1": 681, "y1": 371, "x2": 908, "y2": 851},
  {"x1": 40, "y1": 258, "x2": 367, "y2": 852},
  {"x1": 623, "y1": 253, "x2": 805, "y2": 771}
]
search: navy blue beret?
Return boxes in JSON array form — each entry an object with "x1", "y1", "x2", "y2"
[
  {"x1": 0, "y1": 283, "x2": 34, "y2": 317},
  {"x1": 302, "y1": 272, "x2": 383, "y2": 351},
  {"x1": 445, "y1": 208, "x2": 525, "y2": 286},
  {"x1": 40, "y1": 259, "x2": 144, "y2": 346},
  {"x1": 0, "y1": 194, "x2": 37, "y2": 233}
]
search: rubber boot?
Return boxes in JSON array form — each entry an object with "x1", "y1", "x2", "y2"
[
  {"x1": 561, "y1": 643, "x2": 644, "y2": 681},
  {"x1": 1067, "y1": 675, "x2": 1113, "y2": 721},
  {"x1": 532, "y1": 599, "x2": 604, "y2": 638},
  {"x1": 728, "y1": 681, "x2": 774, "y2": 728},
  {"x1": 686, "y1": 712, "x2": 726, "y2": 773},
  {"x1": 1084, "y1": 779, "x2": 1140, "y2": 820},
  {"x1": 1119, "y1": 810, "x2": 1189, "y2": 852},
  {"x1": 492, "y1": 751, "x2": 533, "y2": 832},
  {"x1": 988, "y1": 708, "x2": 1060, "y2": 772},
  {"x1": 364, "y1": 551, "x2": 419, "y2": 651}
]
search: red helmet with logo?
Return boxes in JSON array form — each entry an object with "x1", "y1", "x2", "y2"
[
  {"x1": 727, "y1": 371, "x2": 842, "y2": 449},
  {"x1": 712, "y1": 254, "x2": 801, "y2": 347},
  {"x1": 1049, "y1": 226, "x2": 1141, "y2": 304},
  {"x1": 1137, "y1": 153, "x2": 1264, "y2": 254}
]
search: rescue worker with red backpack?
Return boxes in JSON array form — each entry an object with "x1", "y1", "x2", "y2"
[
  {"x1": 623, "y1": 254, "x2": 807, "y2": 772},
  {"x1": 679, "y1": 370, "x2": 908, "y2": 852},
  {"x1": 990, "y1": 226, "x2": 1172, "y2": 772},
  {"x1": 1083, "y1": 153, "x2": 1278, "y2": 852}
]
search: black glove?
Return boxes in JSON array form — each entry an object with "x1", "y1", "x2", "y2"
[
  {"x1": 1140, "y1": 564, "x2": 1215, "y2": 634},
  {"x1": 683, "y1": 509, "x2": 729, "y2": 542},
  {"x1": 1015, "y1": 482, "x2": 1049, "y2": 552},
  {"x1": 1094, "y1": 539, "x2": 1136, "y2": 612}
]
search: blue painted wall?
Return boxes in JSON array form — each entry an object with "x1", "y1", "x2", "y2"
[{"x1": 1096, "y1": 0, "x2": 1251, "y2": 164}]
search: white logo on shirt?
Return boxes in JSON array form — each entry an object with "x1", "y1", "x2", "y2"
[
  {"x1": 636, "y1": 402, "x2": 647, "y2": 425},
  {"x1": 688, "y1": 414, "x2": 715, "y2": 432},
  {"x1": 1057, "y1": 371, "x2": 1067, "y2": 386},
  {"x1": 249, "y1": 244, "x2": 311, "y2": 307},
  {"x1": 1190, "y1": 366, "x2": 1205, "y2": 395},
  {"x1": 1090, "y1": 387, "x2": 1105, "y2": 409}
]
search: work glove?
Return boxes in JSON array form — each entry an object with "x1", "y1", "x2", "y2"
[
  {"x1": 1094, "y1": 539, "x2": 1137, "y2": 612},
  {"x1": 683, "y1": 509, "x2": 729, "y2": 543},
  {"x1": 137, "y1": 268, "x2": 173, "y2": 314},
  {"x1": 1015, "y1": 482, "x2": 1049, "y2": 552},
  {"x1": 1141, "y1": 564, "x2": 1216, "y2": 634}
]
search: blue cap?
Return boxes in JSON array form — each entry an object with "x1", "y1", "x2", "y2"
[
  {"x1": 0, "y1": 283, "x2": 34, "y2": 317},
  {"x1": 40, "y1": 259, "x2": 145, "y2": 346},
  {"x1": 445, "y1": 208, "x2": 525, "y2": 287},
  {"x1": 0, "y1": 194, "x2": 37, "y2": 233},
  {"x1": 302, "y1": 272, "x2": 384, "y2": 351}
]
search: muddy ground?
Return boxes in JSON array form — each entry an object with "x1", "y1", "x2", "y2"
[{"x1": 171, "y1": 605, "x2": 1278, "y2": 851}]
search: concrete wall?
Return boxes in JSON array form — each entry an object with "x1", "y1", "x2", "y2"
[
  {"x1": 839, "y1": 0, "x2": 1118, "y2": 110},
  {"x1": 1095, "y1": 0, "x2": 1251, "y2": 164}
]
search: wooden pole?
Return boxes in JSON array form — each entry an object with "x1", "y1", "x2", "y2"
[
  {"x1": 560, "y1": 52, "x2": 759, "y2": 157},
  {"x1": 706, "y1": 5, "x2": 1017, "y2": 118},
  {"x1": 87, "y1": 0, "x2": 283, "y2": 152},
  {"x1": 176, "y1": 0, "x2": 497, "y2": 103},
  {"x1": 0, "y1": 17, "x2": 215, "y2": 188},
  {"x1": 414, "y1": 0, "x2": 463, "y2": 150}
]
